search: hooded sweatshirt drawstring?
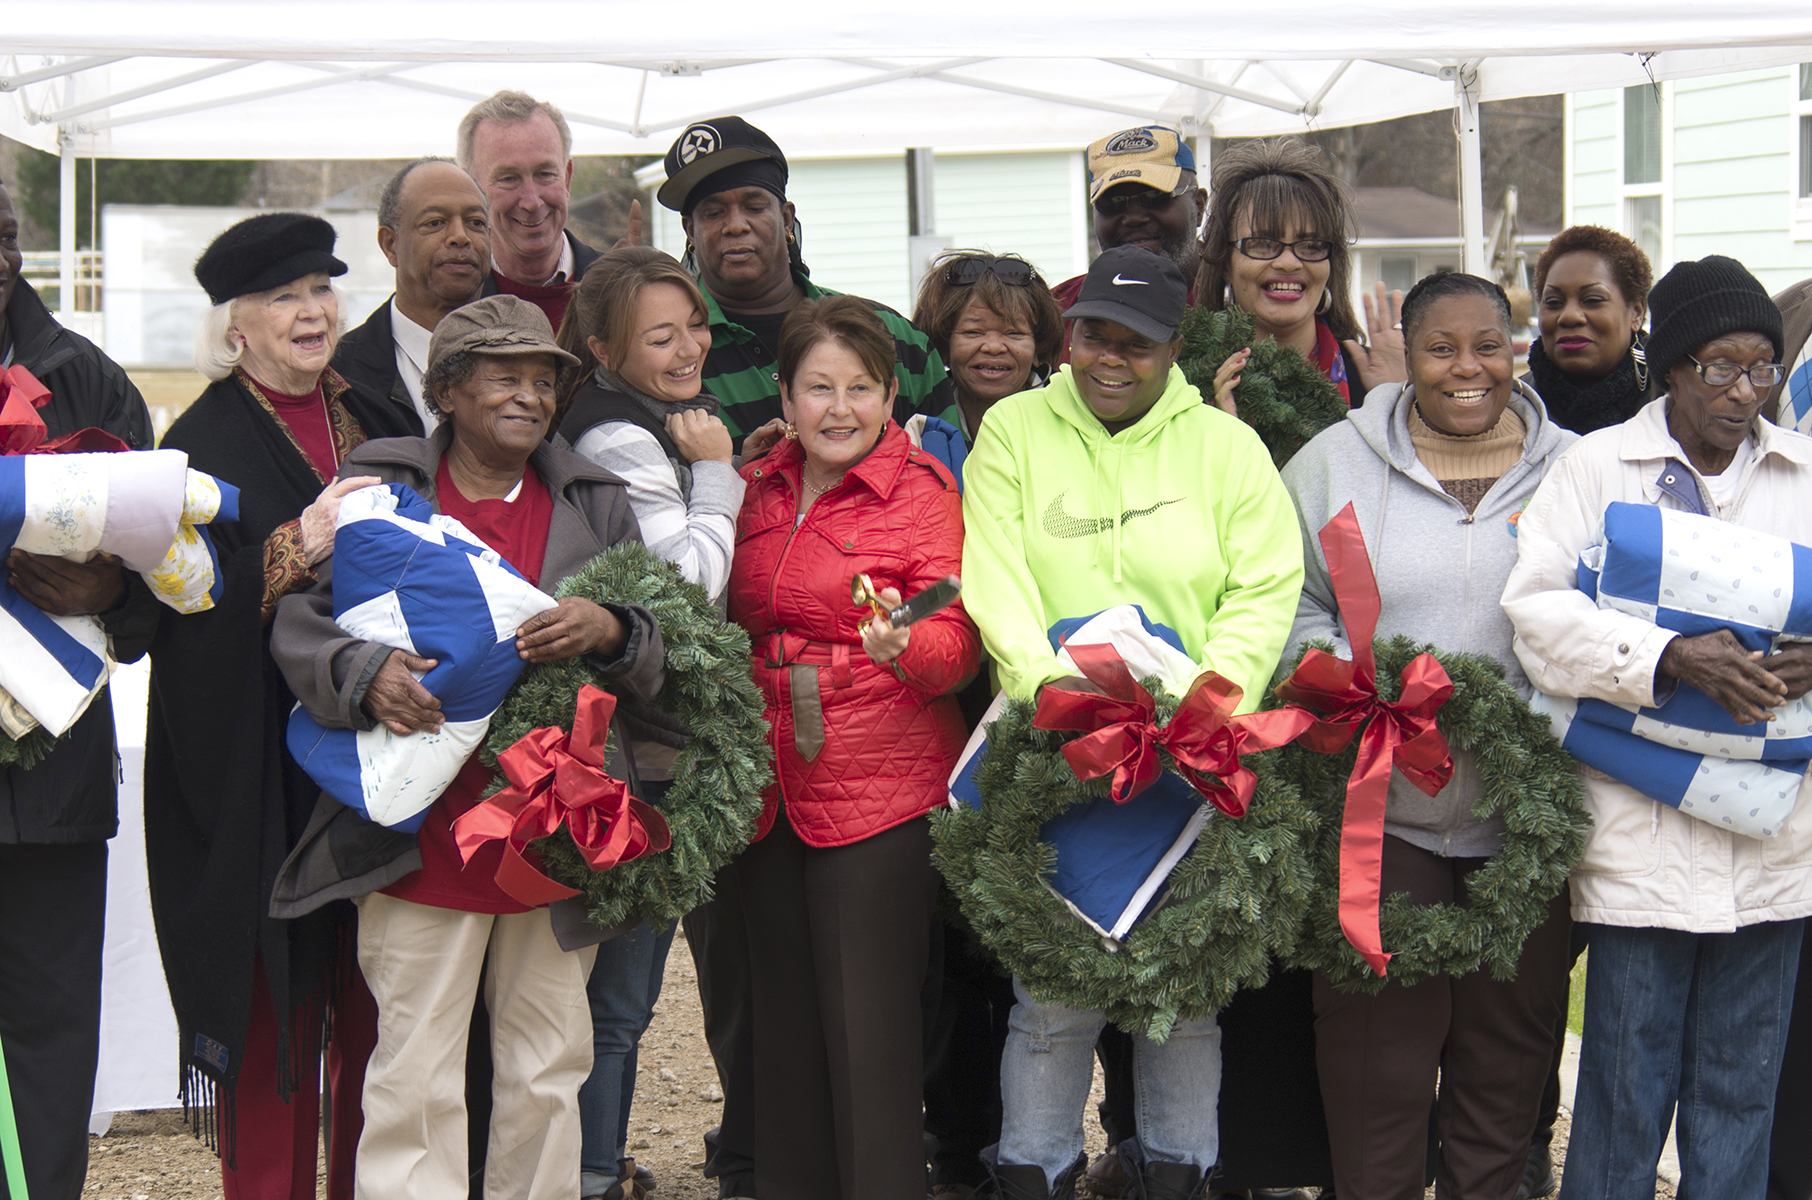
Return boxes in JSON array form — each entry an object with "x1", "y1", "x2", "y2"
[
  {"x1": 1089, "y1": 436, "x2": 1107, "y2": 570},
  {"x1": 1112, "y1": 439, "x2": 1128, "y2": 583}
]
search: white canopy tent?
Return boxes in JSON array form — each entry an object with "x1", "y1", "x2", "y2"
[{"x1": 5, "y1": 3, "x2": 1811, "y2": 316}]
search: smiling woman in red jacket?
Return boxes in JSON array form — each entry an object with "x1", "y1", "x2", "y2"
[{"x1": 727, "y1": 294, "x2": 979, "y2": 1200}]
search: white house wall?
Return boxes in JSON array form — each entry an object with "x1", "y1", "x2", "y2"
[
  {"x1": 647, "y1": 151, "x2": 1085, "y2": 315},
  {"x1": 1567, "y1": 66, "x2": 1812, "y2": 293}
]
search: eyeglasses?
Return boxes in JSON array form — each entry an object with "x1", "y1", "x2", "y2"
[
  {"x1": 1093, "y1": 185, "x2": 1191, "y2": 217},
  {"x1": 1231, "y1": 237, "x2": 1337, "y2": 263},
  {"x1": 1686, "y1": 355, "x2": 1786, "y2": 389},
  {"x1": 944, "y1": 256, "x2": 1036, "y2": 287}
]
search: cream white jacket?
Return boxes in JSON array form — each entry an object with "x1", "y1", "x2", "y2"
[{"x1": 1502, "y1": 397, "x2": 1812, "y2": 931}]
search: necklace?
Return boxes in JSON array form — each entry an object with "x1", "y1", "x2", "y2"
[{"x1": 803, "y1": 475, "x2": 841, "y2": 496}]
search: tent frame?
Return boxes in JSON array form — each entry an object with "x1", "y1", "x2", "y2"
[{"x1": 5, "y1": 50, "x2": 1498, "y2": 321}]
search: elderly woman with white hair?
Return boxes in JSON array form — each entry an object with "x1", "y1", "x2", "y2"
[{"x1": 143, "y1": 212, "x2": 417, "y2": 1200}]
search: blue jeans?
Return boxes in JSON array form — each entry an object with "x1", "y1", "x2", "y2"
[
  {"x1": 996, "y1": 976, "x2": 1222, "y2": 1191},
  {"x1": 577, "y1": 911, "x2": 677, "y2": 1187},
  {"x1": 1559, "y1": 920, "x2": 1804, "y2": 1200}
]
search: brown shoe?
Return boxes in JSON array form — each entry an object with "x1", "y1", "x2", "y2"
[{"x1": 1081, "y1": 1144, "x2": 1133, "y2": 1198}]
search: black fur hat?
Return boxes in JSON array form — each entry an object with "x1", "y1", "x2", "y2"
[{"x1": 194, "y1": 212, "x2": 347, "y2": 305}]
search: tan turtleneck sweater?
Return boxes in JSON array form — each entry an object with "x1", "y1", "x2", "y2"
[{"x1": 1407, "y1": 402, "x2": 1526, "y2": 514}]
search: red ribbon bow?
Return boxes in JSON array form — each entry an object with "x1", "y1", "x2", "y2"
[
  {"x1": 1034, "y1": 642, "x2": 1315, "y2": 817},
  {"x1": 451, "y1": 685, "x2": 672, "y2": 909},
  {"x1": 1273, "y1": 503, "x2": 1454, "y2": 977},
  {"x1": 0, "y1": 364, "x2": 128, "y2": 455}
]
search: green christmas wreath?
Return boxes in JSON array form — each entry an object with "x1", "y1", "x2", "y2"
[
  {"x1": 1274, "y1": 636, "x2": 1592, "y2": 993},
  {"x1": 480, "y1": 542, "x2": 772, "y2": 929},
  {"x1": 1177, "y1": 306, "x2": 1348, "y2": 468},
  {"x1": 930, "y1": 683, "x2": 1319, "y2": 1042},
  {"x1": 0, "y1": 726, "x2": 57, "y2": 771}
]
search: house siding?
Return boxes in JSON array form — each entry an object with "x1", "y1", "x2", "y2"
[{"x1": 1566, "y1": 67, "x2": 1812, "y2": 293}]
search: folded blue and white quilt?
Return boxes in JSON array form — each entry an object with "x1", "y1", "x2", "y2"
[
  {"x1": 0, "y1": 449, "x2": 237, "y2": 738},
  {"x1": 948, "y1": 604, "x2": 1209, "y2": 943},
  {"x1": 286, "y1": 483, "x2": 557, "y2": 830},
  {"x1": 1532, "y1": 501, "x2": 1812, "y2": 838}
]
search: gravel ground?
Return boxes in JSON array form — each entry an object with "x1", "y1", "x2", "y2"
[{"x1": 81, "y1": 927, "x2": 1674, "y2": 1199}]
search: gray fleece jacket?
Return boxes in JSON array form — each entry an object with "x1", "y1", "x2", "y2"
[{"x1": 1279, "y1": 378, "x2": 1576, "y2": 857}]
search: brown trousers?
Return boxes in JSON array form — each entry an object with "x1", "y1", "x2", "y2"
[
  {"x1": 1313, "y1": 835, "x2": 1572, "y2": 1200},
  {"x1": 736, "y1": 813, "x2": 939, "y2": 1200}
]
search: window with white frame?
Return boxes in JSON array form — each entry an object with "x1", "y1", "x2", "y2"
[
  {"x1": 1622, "y1": 83, "x2": 1667, "y2": 267},
  {"x1": 1793, "y1": 66, "x2": 1811, "y2": 239}
]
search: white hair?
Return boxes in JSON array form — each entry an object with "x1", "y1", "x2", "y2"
[
  {"x1": 193, "y1": 299, "x2": 243, "y2": 382},
  {"x1": 191, "y1": 284, "x2": 351, "y2": 382}
]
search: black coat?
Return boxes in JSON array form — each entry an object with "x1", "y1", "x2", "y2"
[
  {"x1": 0, "y1": 278, "x2": 157, "y2": 845},
  {"x1": 143, "y1": 367, "x2": 417, "y2": 1125},
  {"x1": 329, "y1": 296, "x2": 426, "y2": 437}
]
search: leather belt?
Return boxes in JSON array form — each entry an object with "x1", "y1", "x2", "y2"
[{"x1": 766, "y1": 631, "x2": 853, "y2": 762}]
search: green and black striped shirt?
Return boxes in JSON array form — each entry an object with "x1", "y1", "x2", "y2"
[{"x1": 700, "y1": 271, "x2": 957, "y2": 440}]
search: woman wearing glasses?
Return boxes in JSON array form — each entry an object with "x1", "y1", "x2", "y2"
[
  {"x1": 910, "y1": 252, "x2": 1065, "y2": 479},
  {"x1": 1195, "y1": 137, "x2": 1406, "y2": 409},
  {"x1": 1504, "y1": 256, "x2": 1812, "y2": 1200}
]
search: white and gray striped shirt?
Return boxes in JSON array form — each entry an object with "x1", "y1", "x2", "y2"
[{"x1": 571, "y1": 422, "x2": 744, "y2": 600}]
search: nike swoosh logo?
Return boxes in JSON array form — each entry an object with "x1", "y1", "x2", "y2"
[
  {"x1": 1042, "y1": 490, "x2": 1185, "y2": 539},
  {"x1": 1111, "y1": 274, "x2": 1149, "y2": 286}
]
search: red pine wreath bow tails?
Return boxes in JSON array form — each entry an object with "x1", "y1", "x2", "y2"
[
  {"x1": 1034, "y1": 642, "x2": 1314, "y2": 818},
  {"x1": 453, "y1": 684, "x2": 671, "y2": 908},
  {"x1": 1274, "y1": 503, "x2": 1454, "y2": 977},
  {"x1": 0, "y1": 364, "x2": 128, "y2": 454}
]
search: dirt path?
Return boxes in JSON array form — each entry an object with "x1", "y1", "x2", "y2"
[{"x1": 81, "y1": 927, "x2": 1672, "y2": 1199}]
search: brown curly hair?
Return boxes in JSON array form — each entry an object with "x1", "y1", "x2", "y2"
[
  {"x1": 1194, "y1": 137, "x2": 1360, "y2": 346},
  {"x1": 911, "y1": 251, "x2": 1065, "y2": 371},
  {"x1": 1532, "y1": 225, "x2": 1653, "y2": 312}
]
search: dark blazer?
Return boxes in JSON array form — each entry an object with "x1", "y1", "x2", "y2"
[
  {"x1": 480, "y1": 229, "x2": 602, "y2": 297},
  {"x1": 330, "y1": 297, "x2": 427, "y2": 437},
  {"x1": 0, "y1": 279, "x2": 158, "y2": 844}
]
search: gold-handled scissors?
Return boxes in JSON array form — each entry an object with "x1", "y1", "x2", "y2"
[{"x1": 851, "y1": 574, "x2": 962, "y2": 633}]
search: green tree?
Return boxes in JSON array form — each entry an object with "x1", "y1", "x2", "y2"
[{"x1": 13, "y1": 149, "x2": 255, "y2": 248}]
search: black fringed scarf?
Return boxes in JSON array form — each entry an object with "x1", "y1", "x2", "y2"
[
  {"x1": 1524, "y1": 331, "x2": 1651, "y2": 434},
  {"x1": 142, "y1": 368, "x2": 416, "y2": 1162}
]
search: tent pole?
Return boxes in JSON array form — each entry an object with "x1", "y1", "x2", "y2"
[
  {"x1": 58, "y1": 129, "x2": 77, "y2": 323},
  {"x1": 1455, "y1": 64, "x2": 1485, "y2": 275}
]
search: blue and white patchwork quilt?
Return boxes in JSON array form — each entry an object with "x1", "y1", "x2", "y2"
[
  {"x1": 1532, "y1": 501, "x2": 1812, "y2": 838},
  {"x1": 948, "y1": 605, "x2": 1209, "y2": 943},
  {"x1": 0, "y1": 449, "x2": 237, "y2": 738},
  {"x1": 285, "y1": 483, "x2": 557, "y2": 831}
]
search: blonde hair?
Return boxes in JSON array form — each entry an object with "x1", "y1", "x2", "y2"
[
  {"x1": 456, "y1": 90, "x2": 573, "y2": 171},
  {"x1": 193, "y1": 299, "x2": 243, "y2": 382}
]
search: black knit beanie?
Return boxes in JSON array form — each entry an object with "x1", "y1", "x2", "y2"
[{"x1": 1645, "y1": 254, "x2": 1783, "y2": 387}]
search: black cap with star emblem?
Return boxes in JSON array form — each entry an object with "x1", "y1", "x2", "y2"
[{"x1": 659, "y1": 116, "x2": 789, "y2": 215}]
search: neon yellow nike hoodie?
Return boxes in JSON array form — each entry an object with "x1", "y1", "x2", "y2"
[{"x1": 962, "y1": 363, "x2": 1304, "y2": 708}]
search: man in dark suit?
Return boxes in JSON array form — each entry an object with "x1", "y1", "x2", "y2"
[
  {"x1": 457, "y1": 90, "x2": 619, "y2": 331},
  {"x1": 332, "y1": 157, "x2": 490, "y2": 434}
]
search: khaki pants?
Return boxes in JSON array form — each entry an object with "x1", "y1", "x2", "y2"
[{"x1": 354, "y1": 892, "x2": 598, "y2": 1200}]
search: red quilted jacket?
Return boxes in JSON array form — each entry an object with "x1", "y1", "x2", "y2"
[{"x1": 729, "y1": 422, "x2": 979, "y2": 848}]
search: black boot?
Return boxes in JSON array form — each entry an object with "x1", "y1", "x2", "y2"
[
  {"x1": 1116, "y1": 1141, "x2": 1209, "y2": 1200},
  {"x1": 989, "y1": 1152, "x2": 1088, "y2": 1200},
  {"x1": 1514, "y1": 1140, "x2": 1557, "y2": 1200}
]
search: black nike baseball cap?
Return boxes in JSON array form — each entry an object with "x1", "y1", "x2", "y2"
[{"x1": 1062, "y1": 245, "x2": 1188, "y2": 342}]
